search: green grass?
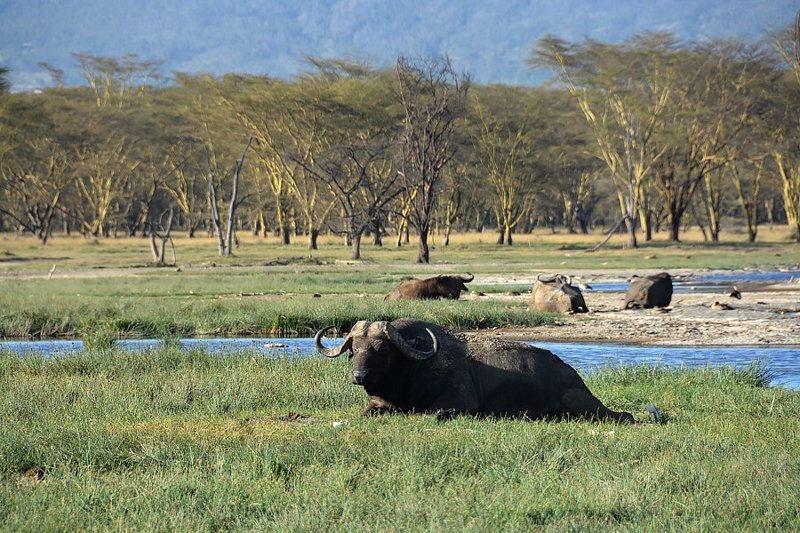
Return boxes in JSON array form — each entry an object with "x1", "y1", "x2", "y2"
[
  {"x1": 1, "y1": 348, "x2": 798, "y2": 530},
  {"x1": 0, "y1": 292, "x2": 554, "y2": 339},
  {"x1": 1, "y1": 230, "x2": 798, "y2": 339}
]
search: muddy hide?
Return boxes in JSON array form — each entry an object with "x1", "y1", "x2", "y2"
[
  {"x1": 531, "y1": 274, "x2": 589, "y2": 314},
  {"x1": 623, "y1": 272, "x2": 673, "y2": 309}
]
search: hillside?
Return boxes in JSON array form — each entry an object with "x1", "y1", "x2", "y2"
[{"x1": 0, "y1": 0, "x2": 796, "y2": 90}]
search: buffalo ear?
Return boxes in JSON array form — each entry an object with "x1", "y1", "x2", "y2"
[{"x1": 409, "y1": 336, "x2": 431, "y2": 349}]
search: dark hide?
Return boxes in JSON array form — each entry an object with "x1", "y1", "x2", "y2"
[
  {"x1": 531, "y1": 274, "x2": 589, "y2": 314},
  {"x1": 385, "y1": 274, "x2": 473, "y2": 301},
  {"x1": 623, "y1": 272, "x2": 673, "y2": 309},
  {"x1": 317, "y1": 319, "x2": 634, "y2": 423}
]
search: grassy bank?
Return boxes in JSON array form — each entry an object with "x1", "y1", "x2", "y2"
[
  {"x1": 1, "y1": 230, "x2": 798, "y2": 339},
  {"x1": 1, "y1": 347, "x2": 798, "y2": 530},
  {"x1": 2, "y1": 229, "x2": 799, "y2": 273},
  {"x1": 0, "y1": 293, "x2": 554, "y2": 339}
]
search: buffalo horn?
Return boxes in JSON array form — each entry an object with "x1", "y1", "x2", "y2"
[
  {"x1": 314, "y1": 326, "x2": 353, "y2": 358},
  {"x1": 385, "y1": 323, "x2": 439, "y2": 360},
  {"x1": 460, "y1": 272, "x2": 475, "y2": 282}
]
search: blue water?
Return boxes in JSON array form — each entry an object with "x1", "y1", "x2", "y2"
[
  {"x1": 1, "y1": 337, "x2": 798, "y2": 389},
  {"x1": 533, "y1": 342, "x2": 800, "y2": 389},
  {"x1": 586, "y1": 271, "x2": 800, "y2": 293}
]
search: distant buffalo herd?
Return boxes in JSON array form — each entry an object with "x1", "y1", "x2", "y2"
[
  {"x1": 315, "y1": 271, "x2": 673, "y2": 423},
  {"x1": 381, "y1": 270, "x2": 674, "y2": 312}
]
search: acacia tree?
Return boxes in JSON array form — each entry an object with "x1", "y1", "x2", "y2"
[
  {"x1": 653, "y1": 40, "x2": 769, "y2": 242},
  {"x1": 531, "y1": 34, "x2": 674, "y2": 248},
  {"x1": 224, "y1": 80, "x2": 336, "y2": 249},
  {"x1": 161, "y1": 138, "x2": 207, "y2": 237},
  {"x1": 731, "y1": 157, "x2": 766, "y2": 242},
  {"x1": 72, "y1": 52, "x2": 164, "y2": 108},
  {"x1": 0, "y1": 136, "x2": 71, "y2": 243},
  {"x1": 214, "y1": 76, "x2": 292, "y2": 244},
  {"x1": 440, "y1": 163, "x2": 466, "y2": 246},
  {"x1": 473, "y1": 105, "x2": 532, "y2": 246},
  {"x1": 396, "y1": 56, "x2": 470, "y2": 263},
  {"x1": 71, "y1": 130, "x2": 140, "y2": 237},
  {"x1": 769, "y1": 16, "x2": 800, "y2": 241}
]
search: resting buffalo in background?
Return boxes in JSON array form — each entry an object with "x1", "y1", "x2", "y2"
[
  {"x1": 385, "y1": 273, "x2": 474, "y2": 301},
  {"x1": 531, "y1": 274, "x2": 589, "y2": 314},
  {"x1": 315, "y1": 319, "x2": 634, "y2": 423},
  {"x1": 623, "y1": 272, "x2": 673, "y2": 309}
]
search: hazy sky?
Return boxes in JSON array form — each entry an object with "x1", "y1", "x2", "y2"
[{"x1": 1, "y1": 0, "x2": 796, "y2": 90}]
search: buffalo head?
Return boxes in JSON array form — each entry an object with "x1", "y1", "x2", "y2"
[{"x1": 315, "y1": 320, "x2": 438, "y2": 387}]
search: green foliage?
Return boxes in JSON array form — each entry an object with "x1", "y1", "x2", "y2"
[{"x1": 1, "y1": 348, "x2": 798, "y2": 530}]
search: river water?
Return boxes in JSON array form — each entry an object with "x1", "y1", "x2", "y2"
[
  {"x1": 586, "y1": 270, "x2": 800, "y2": 293},
  {"x1": 2, "y1": 337, "x2": 798, "y2": 389}
]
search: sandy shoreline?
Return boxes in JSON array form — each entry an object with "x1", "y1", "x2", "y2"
[{"x1": 468, "y1": 271, "x2": 800, "y2": 346}]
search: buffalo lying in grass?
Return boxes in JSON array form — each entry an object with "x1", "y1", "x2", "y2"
[
  {"x1": 531, "y1": 274, "x2": 589, "y2": 314},
  {"x1": 315, "y1": 319, "x2": 634, "y2": 423},
  {"x1": 623, "y1": 272, "x2": 673, "y2": 309},
  {"x1": 385, "y1": 273, "x2": 474, "y2": 301}
]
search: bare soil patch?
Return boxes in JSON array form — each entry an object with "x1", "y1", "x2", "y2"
[{"x1": 472, "y1": 272, "x2": 800, "y2": 346}]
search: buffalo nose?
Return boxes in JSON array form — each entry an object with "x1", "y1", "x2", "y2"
[{"x1": 351, "y1": 370, "x2": 369, "y2": 384}]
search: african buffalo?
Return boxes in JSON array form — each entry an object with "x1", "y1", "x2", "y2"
[
  {"x1": 623, "y1": 272, "x2": 673, "y2": 309},
  {"x1": 385, "y1": 273, "x2": 474, "y2": 301},
  {"x1": 531, "y1": 274, "x2": 589, "y2": 314},
  {"x1": 315, "y1": 319, "x2": 634, "y2": 423}
]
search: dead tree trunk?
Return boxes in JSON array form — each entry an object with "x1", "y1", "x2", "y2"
[{"x1": 149, "y1": 208, "x2": 177, "y2": 266}]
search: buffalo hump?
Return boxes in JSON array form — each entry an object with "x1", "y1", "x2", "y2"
[{"x1": 623, "y1": 272, "x2": 673, "y2": 309}]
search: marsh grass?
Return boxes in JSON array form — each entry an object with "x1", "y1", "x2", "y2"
[
  {"x1": 0, "y1": 292, "x2": 553, "y2": 339},
  {"x1": 1, "y1": 348, "x2": 798, "y2": 530},
  {"x1": 2, "y1": 229, "x2": 798, "y2": 340}
]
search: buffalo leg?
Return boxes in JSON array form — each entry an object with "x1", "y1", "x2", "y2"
[
  {"x1": 362, "y1": 397, "x2": 397, "y2": 416},
  {"x1": 424, "y1": 390, "x2": 479, "y2": 418},
  {"x1": 561, "y1": 388, "x2": 634, "y2": 423}
]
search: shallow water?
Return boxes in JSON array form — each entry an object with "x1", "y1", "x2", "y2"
[
  {"x1": 586, "y1": 270, "x2": 800, "y2": 293},
  {"x1": 2, "y1": 337, "x2": 798, "y2": 389}
]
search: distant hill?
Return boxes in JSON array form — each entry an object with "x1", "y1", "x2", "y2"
[{"x1": 0, "y1": 0, "x2": 796, "y2": 91}]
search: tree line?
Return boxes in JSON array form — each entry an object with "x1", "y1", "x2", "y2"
[{"x1": 1, "y1": 23, "x2": 799, "y2": 264}]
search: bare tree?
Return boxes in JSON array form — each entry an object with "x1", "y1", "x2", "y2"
[
  {"x1": 207, "y1": 136, "x2": 253, "y2": 256},
  {"x1": 298, "y1": 133, "x2": 400, "y2": 260},
  {"x1": 149, "y1": 207, "x2": 176, "y2": 265},
  {"x1": 396, "y1": 56, "x2": 470, "y2": 263}
]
